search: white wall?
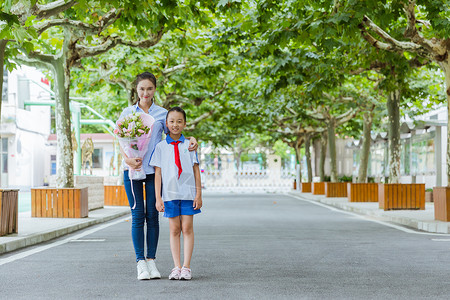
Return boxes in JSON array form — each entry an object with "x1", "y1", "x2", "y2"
[{"x1": 1, "y1": 66, "x2": 51, "y2": 188}]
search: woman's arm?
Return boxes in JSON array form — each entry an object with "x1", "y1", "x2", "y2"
[
  {"x1": 186, "y1": 136, "x2": 198, "y2": 151},
  {"x1": 119, "y1": 143, "x2": 142, "y2": 170}
]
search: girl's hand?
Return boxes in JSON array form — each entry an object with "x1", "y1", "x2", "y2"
[
  {"x1": 155, "y1": 199, "x2": 164, "y2": 212},
  {"x1": 125, "y1": 157, "x2": 142, "y2": 170},
  {"x1": 188, "y1": 137, "x2": 198, "y2": 151},
  {"x1": 193, "y1": 197, "x2": 202, "y2": 210}
]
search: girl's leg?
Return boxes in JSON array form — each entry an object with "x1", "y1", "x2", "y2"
[
  {"x1": 123, "y1": 170, "x2": 146, "y2": 261},
  {"x1": 169, "y1": 217, "x2": 182, "y2": 268},
  {"x1": 180, "y1": 215, "x2": 194, "y2": 268},
  {"x1": 144, "y1": 174, "x2": 159, "y2": 259}
]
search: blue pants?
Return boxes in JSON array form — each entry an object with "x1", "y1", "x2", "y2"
[{"x1": 123, "y1": 171, "x2": 159, "y2": 261}]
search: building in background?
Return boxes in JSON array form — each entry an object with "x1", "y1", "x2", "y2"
[{"x1": 0, "y1": 66, "x2": 51, "y2": 189}]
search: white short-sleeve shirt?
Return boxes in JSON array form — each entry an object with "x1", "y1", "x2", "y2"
[{"x1": 149, "y1": 134, "x2": 199, "y2": 202}]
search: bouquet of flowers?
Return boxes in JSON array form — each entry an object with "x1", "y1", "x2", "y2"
[{"x1": 114, "y1": 112, "x2": 155, "y2": 180}]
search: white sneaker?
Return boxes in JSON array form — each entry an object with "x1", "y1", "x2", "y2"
[
  {"x1": 180, "y1": 266, "x2": 192, "y2": 280},
  {"x1": 168, "y1": 267, "x2": 181, "y2": 280},
  {"x1": 137, "y1": 260, "x2": 150, "y2": 280},
  {"x1": 147, "y1": 259, "x2": 161, "y2": 279}
]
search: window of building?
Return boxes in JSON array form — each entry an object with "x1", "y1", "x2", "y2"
[
  {"x1": 2, "y1": 67, "x2": 7, "y2": 103},
  {"x1": 411, "y1": 132, "x2": 435, "y2": 175},
  {"x1": 92, "y1": 148, "x2": 102, "y2": 168},
  {"x1": 1, "y1": 138, "x2": 7, "y2": 173},
  {"x1": 400, "y1": 139, "x2": 411, "y2": 175},
  {"x1": 51, "y1": 154, "x2": 56, "y2": 175}
]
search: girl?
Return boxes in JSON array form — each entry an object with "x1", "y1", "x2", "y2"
[{"x1": 150, "y1": 106, "x2": 202, "y2": 280}]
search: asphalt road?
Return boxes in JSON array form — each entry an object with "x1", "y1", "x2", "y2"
[{"x1": 1, "y1": 192, "x2": 450, "y2": 299}]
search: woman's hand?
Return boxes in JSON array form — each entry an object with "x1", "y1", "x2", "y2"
[
  {"x1": 188, "y1": 137, "x2": 198, "y2": 151},
  {"x1": 125, "y1": 157, "x2": 142, "y2": 170}
]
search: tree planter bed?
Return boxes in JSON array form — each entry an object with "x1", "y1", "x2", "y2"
[
  {"x1": 325, "y1": 182, "x2": 348, "y2": 197},
  {"x1": 347, "y1": 183, "x2": 378, "y2": 202},
  {"x1": 313, "y1": 182, "x2": 325, "y2": 195},
  {"x1": 433, "y1": 187, "x2": 450, "y2": 222},
  {"x1": 31, "y1": 187, "x2": 88, "y2": 218},
  {"x1": 104, "y1": 185, "x2": 129, "y2": 206},
  {"x1": 0, "y1": 189, "x2": 19, "y2": 236},
  {"x1": 378, "y1": 184, "x2": 425, "y2": 211},
  {"x1": 301, "y1": 182, "x2": 312, "y2": 193}
]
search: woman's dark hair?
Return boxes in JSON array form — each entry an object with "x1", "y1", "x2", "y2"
[
  {"x1": 167, "y1": 106, "x2": 186, "y2": 122},
  {"x1": 135, "y1": 72, "x2": 157, "y2": 87}
]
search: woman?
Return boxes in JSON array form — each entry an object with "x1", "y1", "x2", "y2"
[{"x1": 119, "y1": 72, "x2": 198, "y2": 280}]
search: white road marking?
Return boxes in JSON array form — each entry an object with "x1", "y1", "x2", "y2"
[
  {"x1": 68, "y1": 239, "x2": 106, "y2": 242},
  {"x1": 0, "y1": 216, "x2": 130, "y2": 266},
  {"x1": 431, "y1": 239, "x2": 450, "y2": 242},
  {"x1": 288, "y1": 193, "x2": 450, "y2": 237}
]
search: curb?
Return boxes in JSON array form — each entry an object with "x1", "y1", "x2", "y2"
[
  {"x1": 288, "y1": 191, "x2": 450, "y2": 234},
  {"x1": 0, "y1": 209, "x2": 130, "y2": 255}
]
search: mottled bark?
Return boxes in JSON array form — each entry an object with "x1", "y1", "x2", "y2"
[
  {"x1": 305, "y1": 133, "x2": 313, "y2": 182},
  {"x1": 319, "y1": 131, "x2": 327, "y2": 181},
  {"x1": 294, "y1": 138, "x2": 303, "y2": 184},
  {"x1": 327, "y1": 118, "x2": 338, "y2": 182},
  {"x1": 387, "y1": 90, "x2": 401, "y2": 184},
  {"x1": 53, "y1": 55, "x2": 74, "y2": 188},
  {"x1": 357, "y1": 111, "x2": 374, "y2": 183}
]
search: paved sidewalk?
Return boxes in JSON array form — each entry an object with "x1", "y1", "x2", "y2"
[
  {"x1": 288, "y1": 190, "x2": 450, "y2": 234},
  {"x1": 0, "y1": 206, "x2": 130, "y2": 254}
]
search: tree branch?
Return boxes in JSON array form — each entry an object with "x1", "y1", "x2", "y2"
[
  {"x1": 35, "y1": 9, "x2": 122, "y2": 36},
  {"x1": 25, "y1": 50, "x2": 57, "y2": 65},
  {"x1": 360, "y1": 15, "x2": 435, "y2": 60},
  {"x1": 13, "y1": 54, "x2": 54, "y2": 71},
  {"x1": 35, "y1": 18, "x2": 97, "y2": 35},
  {"x1": 77, "y1": 28, "x2": 164, "y2": 58},
  {"x1": 32, "y1": 0, "x2": 78, "y2": 20},
  {"x1": 305, "y1": 110, "x2": 327, "y2": 121},
  {"x1": 12, "y1": 0, "x2": 77, "y2": 24},
  {"x1": 335, "y1": 108, "x2": 357, "y2": 125},
  {"x1": 185, "y1": 110, "x2": 214, "y2": 131},
  {"x1": 162, "y1": 63, "x2": 186, "y2": 76},
  {"x1": 401, "y1": 1, "x2": 447, "y2": 60}
]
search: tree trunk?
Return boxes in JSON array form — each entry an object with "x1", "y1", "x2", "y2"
[
  {"x1": 305, "y1": 133, "x2": 313, "y2": 182},
  {"x1": 0, "y1": 39, "x2": 7, "y2": 120},
  {"x1": 53, "y1": 31, "x2": 74, "y2": 188},
  {"x1": 319, "y1": 131, "x2": 327, "y2": 181},
  {"x1": 438, "y1": 61, "x2": 450, "y2": 187},
  {"x1": 294, "y1": 140, "x2": 302, "y2": 184},
  {"x1": 357, "y1": 111, "x2": 374, "y2": 183},
  {"x1": 387, "y1": 90, "x2": 401, "y2": 184},
  {"x1": 328, "y1": 118, "x2": 338, "y2": 182},
  {"x1": 235, "y1": 150, "x2": 242, "y2": 187}
]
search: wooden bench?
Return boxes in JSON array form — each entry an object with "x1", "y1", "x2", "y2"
[
  {"x1": 378, "y1": 184, "x2": 425, "y2": 211},
  {"x1": 348, "y1": 183, "x2": 378, "y2": 202},
  {"x1": 0, "y1": 189, "x2": 19, "y2": 236},
  {"x1": 31, "y1": 187, "x2": 88, "y2": 218},
  {"x1": 313, "y1": 182, "x2": 325, "y2": 195},
  {"x1": 325, "y1": 182, "x2": 348, "y2": 197},
  {"x1": 301, "y1": 182, "x2": 312, "y2": 193},
  {"x1": 433, "y1": 187, "x2": 450, "y2": 222},
  {"x1": 104, "y1": 185, "x2": 129, "y2": 206}
]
